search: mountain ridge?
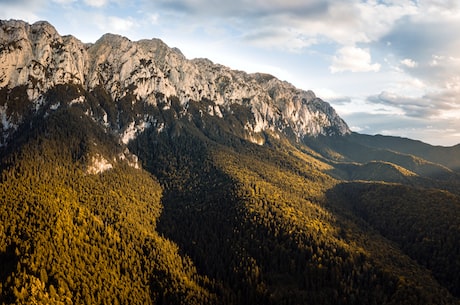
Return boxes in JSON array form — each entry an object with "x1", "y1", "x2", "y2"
[
  {"x1": 0, "y1": 19, "x2": 349, "y2": 149},
  {"x1": 1, "y1": 19, "x2": 460, "y2": 305}
]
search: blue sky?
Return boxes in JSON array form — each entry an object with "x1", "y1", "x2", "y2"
[{"x1": 2, "y1": 0, "x2": 460, "y2": 146}]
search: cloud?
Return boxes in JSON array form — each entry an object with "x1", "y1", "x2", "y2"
[
  {"x1": 367, "y1": 92, "x2": 434, "y2": 118},
  {"x1": 380, "y1": 9, "x2": 460, "y2": 89},
  {"x1": 83, "y1": 0, "x2": 108, "y2": 7},
  {"x1": 367, "y1": 88, "x2": 460, "y2": 119},
  {"x1": 9, "y1": 0, "x2": 417, "y2": 63},
  {"x1": 0, "y1": 0, "x2": 46, "y2": 22},
  {"x1": 147, "y1": 13, "x2": 159, "y2": 24},
  {"x1": 151, "y1": 0, "x2": 329, "y2": 19},
  {"x1": 242, "y1": 28, "x2": 317, "y2": 52},
  {"x1": 400, "y1": 58, "x2": 418, "y2": 68},
  {"x1": 330, "y1": 46, "x2": 381, "y2": 73},
  {"x1": 141, "y1": 0, "x2": 417, "y2": 52},
  {"x1": 340, "y1": 110, "x2": 460, "y2": 146},
  {"x1": 320, "y1": 0, "x2": 417, "y2": 44},
  {"x1": 415, "y1": 0, "x2": 460, "y2": 21},
  {"x1": 52, "y1": 0, "x2": 76, "y2": 4},
  {"x1": 107, "y1": 16, "x2": 136, "y2": 32},
  {"x1": 341, "y1": 111, "x2": 424, "y2": 136}
]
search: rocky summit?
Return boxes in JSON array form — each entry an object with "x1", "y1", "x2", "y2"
[{"x1": 0, "y1": 19, "x2": 349, "y2": 148}]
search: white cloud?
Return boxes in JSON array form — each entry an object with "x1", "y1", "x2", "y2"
[
  {"x1": 243, "y1": 28, "x2": 317, "y2": 52},
  {"x1": 92, "y1": 15, "x2": 137, "y2": 34},
  {"x1": 400, "y1": 58, "x2": 418, "y2": 68},
  {"x1": 340, "y1": 109, "x2": 460, "y2": 146},
  {"x1": 146, "y1": 0, "x2": 418, "y2": 52},
  {"x1": 0, "y1": 0, "x2": 45, "y2": 22},
  {"x1": 415, "y1": 0, "x2": 460, "y2": 21},
  {"x1": 318, "y1": 0, "x2": 417, "y2": 45},
  {"x1": 147, "y1": 13, "x2": 159, "y2": 24},
  {"x1": 108, "y1": 16, "x2": 136, "y2": 32},
  {"x1": 349, "y1": 125, "x2": 364, "y2": 132},
  {"x1": 84, "y1": 0, "x2": 108, "y2": 7},
  {"x1": 367, "y1": 86, "x2": 460, "y2": 120},
  {"x1": 381, "y1": 6, "x2": 460, "y2": 92},
  {"x1": 52, "y1": 0, "x2": 76, "y2": 4},
  {"x1": 330, "y1": 46, "x2": 381, "y2": 73}
]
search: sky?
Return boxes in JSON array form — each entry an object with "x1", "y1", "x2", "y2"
[{"x1": 1, "y1": 0, "x2": 460, "y2": 146}]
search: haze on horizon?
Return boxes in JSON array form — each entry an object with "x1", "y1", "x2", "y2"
[{"x1": 1, "y1": 0, "x2": 460, "y2": 146}]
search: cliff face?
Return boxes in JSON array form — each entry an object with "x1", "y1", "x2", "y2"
[
  {"x1": 0, "y1": 19, "x2": 349, "y2": 147},
  {"x1": 0, "y1": 20, "x2": 87, "y2": 99}
]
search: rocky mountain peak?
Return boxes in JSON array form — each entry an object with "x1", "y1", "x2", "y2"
[
  {"x1": 0, "y1": 19, "x2": 87, "y2": 97},
  {"x1": 0, "y1": 19, "x2": 350, "y2": 148}
]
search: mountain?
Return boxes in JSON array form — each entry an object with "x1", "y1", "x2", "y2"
[
  {"x1": 1, "y1": 19, "x2": 460, "y2": 305},
  {"x1": 0, "y1": 19, "x2": 349, "y2": 149},
  {"x1": 347, "y1": 133, "x2": 460, "y2": 172}
]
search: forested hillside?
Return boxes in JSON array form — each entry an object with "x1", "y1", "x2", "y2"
[
  {"x1": 1, "y1": 18, "x2": 460, "y2": 305},
  {"x1": 130, "y1": 113, "x2": 460, "y2": 304},
  {"x1": 328, "y1": 182, "x2": 460, "y2": 297},
  {"x1": 0, "y1": 108, "x2": 216, "y2": 304},
  {"x1": 2, "y1": 101, "x2": 460, "y2": 304}
]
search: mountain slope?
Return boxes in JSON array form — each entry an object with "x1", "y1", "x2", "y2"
[
  {"x1": 347, "y1": 133, "x2": 460, "y2": 172},
  {"x1": 131, "y1": 117, "x2": 459, "y2": 304},
  {"x1": 328, "y1": 182, "x2": 460, "y2": 297},
  {"x1": 304, "y1": 135, "x2": 459, "y2": 181},
  {"x1": 0, "y1": 106, "x2": 216, "y2": 304},
  {"x1": 1, "y1": 19, "x2": 460, "y2": 305},
  {"x1": 0, "y1": 19, "x2": 349, "y2": 150}
]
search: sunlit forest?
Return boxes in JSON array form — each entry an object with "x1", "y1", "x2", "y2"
[{"x1": 1, "y1": 87, "x2": 460, "y2": 304}]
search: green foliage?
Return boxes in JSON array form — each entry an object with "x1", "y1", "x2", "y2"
[
  {"x1": 1, "y1": 84, "x2": 460, "y2": 305},
  {"x1": 131, "y1": 117, "x2": 459, "y2": 305},
  {"x1": 329, "y1": 182, "x2": 460, "y2": 297},
  {"x1": 0, "y1": 108, "x2": 215, "y2": 305}
]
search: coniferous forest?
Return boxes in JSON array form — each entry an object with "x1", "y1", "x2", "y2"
[
  {"x1": 1, "y1": 96, "x2": 460, "y2": 304},
  {"x1": 1, "y1": 19, "x2": 460, "y2": 305}
]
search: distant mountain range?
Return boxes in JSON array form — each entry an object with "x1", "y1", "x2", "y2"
[{"x1": 1, "y1": 19, "x2": 459, "y2": 305}]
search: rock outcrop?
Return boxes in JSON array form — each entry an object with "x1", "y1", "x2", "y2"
[{"x1": 0, "y1": 19, "x2": 350, "y2": 147}]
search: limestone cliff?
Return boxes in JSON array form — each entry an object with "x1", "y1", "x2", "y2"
[{"x1": 0, "y1": 19, "x2": 350, "y2": 147}]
